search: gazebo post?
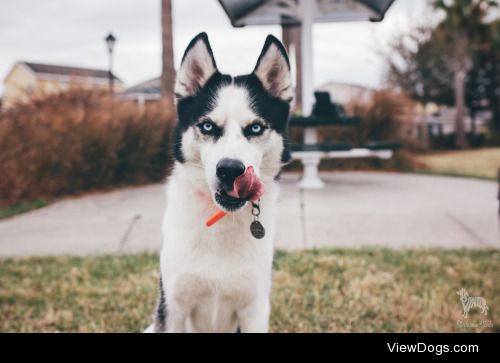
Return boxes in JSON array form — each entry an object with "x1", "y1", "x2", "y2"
[{"x1": 298, "y1": 0, "x2": 325, "y2": 189}]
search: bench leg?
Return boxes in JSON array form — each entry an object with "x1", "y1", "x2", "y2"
[{"x1": 298, "y1": 154, "x2": 325, "y2": 189}]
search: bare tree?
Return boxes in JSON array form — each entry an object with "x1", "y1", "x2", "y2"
[
  {"x1": 161, "y1": 0, "x2": 175, "y2": 110},
  {"x1": 433, "y1": 0, "x2": 498, "y2": 149}
]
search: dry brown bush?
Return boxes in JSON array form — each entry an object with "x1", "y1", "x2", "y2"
[{"x1": 0, "y1": 90, "x2": 175, "y2": 206}]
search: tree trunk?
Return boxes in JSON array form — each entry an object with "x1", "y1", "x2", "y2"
[
  {"x1": 282, "y1": 24, "x2": 302, "y2": 113},
  {"x1": 161, "y1": 0, "x2": 175, "y2": 110},
  {"x1": 492, "y1": 80, "x2": 500, "y2": 144},
  {"x1": 494, "y1": 93, "x2": 500, "y2": 144},
  {"x1": 421, "y1": 103, "x2": 430, "y2": 149},
  {"x1": 453, "y1": 66, "x2": 468, "y2": 149}
]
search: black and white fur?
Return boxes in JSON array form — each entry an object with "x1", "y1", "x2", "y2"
[{"x1": 145, "y1": 33, "x2": 292, "y2": 333}]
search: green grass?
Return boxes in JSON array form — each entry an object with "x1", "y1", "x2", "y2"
[
  {"x1": 0, "y1": 199, "x2": 48, "y2": 220},
  {"x1": 0, "y1": 249, "x2": 498, "y2": 332},
  {"x1": 415, "y1": 148, "x2": 500, "y2": 180}
]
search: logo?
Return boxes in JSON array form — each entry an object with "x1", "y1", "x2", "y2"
[{"x1": 456, "y1": 288, "x2": 489, "y2": 318}]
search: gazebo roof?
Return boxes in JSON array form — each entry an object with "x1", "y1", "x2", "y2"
[{"x1": 218, "y1": 0, "x2": 395, "y2": 27}]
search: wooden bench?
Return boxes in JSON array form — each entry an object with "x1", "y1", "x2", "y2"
[
  {"x1": 288, "y1": 92, "x2": 401, "y2": 188},
  {"x1": 291, "y1": 142, "x2": 399, "y2": 161},
  {"x1": 291, "y1": 141, "x2": 401, "y2": 152}
]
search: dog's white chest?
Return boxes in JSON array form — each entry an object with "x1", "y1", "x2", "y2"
[
  {"x1": 162, "y1": 240, "x2": 271, "y2": 332},
  {"x1": 174, "y1": 265, "x2": 260, "y2": 332}
]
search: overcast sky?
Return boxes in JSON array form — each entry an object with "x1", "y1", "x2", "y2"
[{"x1": 0, "y1": 0, "x2": 432, "y2": 94}]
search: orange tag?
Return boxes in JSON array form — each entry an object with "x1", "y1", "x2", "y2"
[{"x1": 205, "y1": 210, "x2": 227, "y2": 227}]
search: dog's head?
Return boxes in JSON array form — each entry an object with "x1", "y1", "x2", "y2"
[{"x1": 173, "y1": 32, "x2": 292, "y2": 212}]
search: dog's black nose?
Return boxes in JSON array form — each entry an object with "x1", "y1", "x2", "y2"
[{"x1": 216, "y1": 158, "x2": 245, "y2": 189}]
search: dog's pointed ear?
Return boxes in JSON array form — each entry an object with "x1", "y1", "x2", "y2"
[
  {"x1": 175, "y1": 32, "x2": 217, "y2": 98},
  {"x1": 253, "y1": 35, "x2": 293, "y2": 102}
]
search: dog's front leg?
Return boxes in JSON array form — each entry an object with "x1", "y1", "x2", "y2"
[
  {"x1": 237, "y1": 300, "x2": 270, "y2": 333},
  {"x1": 166, "y1": 303, "x2": 188, "y2": 333}
]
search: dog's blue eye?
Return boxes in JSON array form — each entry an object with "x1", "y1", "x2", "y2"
[
  {"x1": 203, "y1": 122, "x2": 213, "y2": 132},
  {"x1": 244, "y1": 122, "x2": 266, "y2": 138},
  {"x1": 198, "y1": 120, "x2": 220, "y2": 137},
  {"x1": 251, "y1": 124, "x2": 262, "y2": 134}
]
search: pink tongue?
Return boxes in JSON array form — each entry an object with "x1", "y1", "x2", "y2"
[{"x1": 226, "y1": 166, "x2": 265, "y2": 202}]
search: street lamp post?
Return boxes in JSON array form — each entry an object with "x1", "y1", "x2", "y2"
[{"x1": 105, "y1": 33, "x2": 116, "y2": 93}]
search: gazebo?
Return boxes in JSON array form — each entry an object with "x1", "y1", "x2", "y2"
[{"x1": 218, "y1": 0, "x2": 396, "y2": 188}]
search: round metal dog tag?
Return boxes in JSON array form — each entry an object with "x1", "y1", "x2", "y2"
[{"x1": 250, "y1": 220, "x2": 265, "y2": 239}]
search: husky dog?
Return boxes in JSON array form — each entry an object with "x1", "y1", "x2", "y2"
[{"x1": 146, "y1": 32, "x2": 292, "y2": 333}]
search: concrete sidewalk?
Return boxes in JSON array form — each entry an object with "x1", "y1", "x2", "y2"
[{"x1": 0, "y1": 172, "x2": 498, "y2": 257}]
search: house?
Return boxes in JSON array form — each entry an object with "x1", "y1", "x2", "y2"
[
  {"x1": 2, "y1": 61, "x2": 123, "y2": 108},
  {"x1": 120, "y1": 77, "x2": 162, "y2": 106},
  {"x1": 424, "y1": 106, "x2": 489, "y2": 136}
]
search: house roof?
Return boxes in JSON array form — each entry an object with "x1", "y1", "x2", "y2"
[
  {"x1": 218, "y1": 0, "x2": 395, "y2": 27},
  {"x1": 123, "y1": 77, "x2": 161, "y2": 95},
  {"x1": 20, "y1": 62, "x2": 122, "y2": 81}
]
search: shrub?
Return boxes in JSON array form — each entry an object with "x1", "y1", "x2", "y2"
[{"x1": 0, "y1": 90, "x2": 175, "y2": 206}]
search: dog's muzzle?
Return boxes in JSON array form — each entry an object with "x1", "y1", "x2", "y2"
[
  {"x1": 214, "y1": 158, "x2": 246, "y2": 211},
  {"x1": 216, "y1": 158, "x2": 245, "y2": 189},
  {"x1": 214, "y1": 190, "x2": 246, "y2": 212}
]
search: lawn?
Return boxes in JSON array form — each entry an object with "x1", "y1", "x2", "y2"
[
  {"x1": 1, "y1": 249, "x2": 498, "y2": 333},
  {"x1": 415, "y1": 147, "x2": 500, "y2": 180},
  {"x1": 0, "y1": 199, "x2": 48, "y2": 220}
]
